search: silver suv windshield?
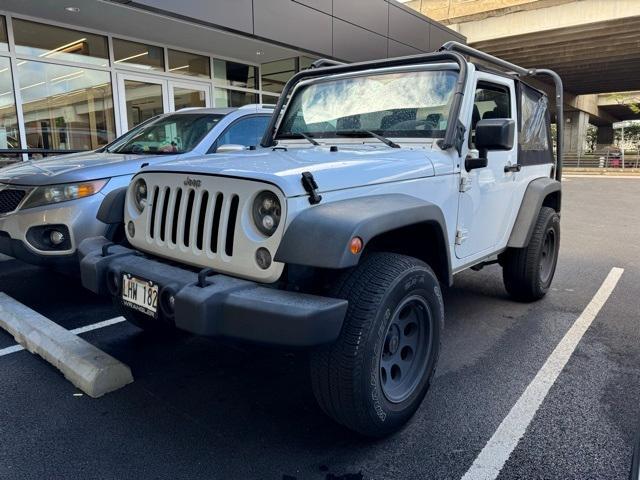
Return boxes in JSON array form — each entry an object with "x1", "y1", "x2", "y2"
[
  {"x1": 107, "y1": 113, "x2": 224, "y2": 155},
  {"x1": 277, "y1": 69, "x2": 458, "y2": 141}
]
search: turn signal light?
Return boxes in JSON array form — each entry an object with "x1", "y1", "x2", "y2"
[{"x1": 349, "y1": 237, "x2": 363, "y2": 255}]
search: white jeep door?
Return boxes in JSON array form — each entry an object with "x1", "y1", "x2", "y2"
[{"x1": 455, "y1": 74, "x2": 519, "y2": 260}]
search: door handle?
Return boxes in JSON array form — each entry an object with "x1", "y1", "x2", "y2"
[{"x1": 504, "y1": 163, "x2": 521, "y2": 173}]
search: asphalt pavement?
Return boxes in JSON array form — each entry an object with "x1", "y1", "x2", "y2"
[{"x1": 0, "y1": 176, "x2": 638, "y2": 480}]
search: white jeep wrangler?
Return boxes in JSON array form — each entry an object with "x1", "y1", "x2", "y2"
[{"x1": 79, "y1": 42, "x2": 564, "y2": 437}]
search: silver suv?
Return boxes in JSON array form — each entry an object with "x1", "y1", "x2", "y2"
[{"x1": 0, "y1": 105, "x2": 272, "y2": 271}]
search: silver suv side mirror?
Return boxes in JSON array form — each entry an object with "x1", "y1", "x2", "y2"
[{"x1": 216, "y1": 144, "x2": 247, "y2": 153}]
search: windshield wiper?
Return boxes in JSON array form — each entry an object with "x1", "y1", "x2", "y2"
[
  {"x1": 335, "y1": 130, "x2": 400, "y2": 148},
  {"x1": 292, "y1": 132, "x2": 320, "y2": 146}
]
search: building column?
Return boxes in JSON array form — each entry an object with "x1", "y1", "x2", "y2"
[
  {"x1": 562, "y1": 111, "x2": 589, "y2": 155},
  {"x1": 596, "y1": 125, "x2": 614, "y2": 151}
]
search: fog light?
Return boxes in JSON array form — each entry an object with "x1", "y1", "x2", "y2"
[
  {"x1": 49, "y1": 230, "x2": 65, "y2": 246},
  {"x1": 255, "y1": 247, "x2": 272, "y2": 270},
  {"x1": 127, "y1": 221, "x2": 135, "y2": 238}
]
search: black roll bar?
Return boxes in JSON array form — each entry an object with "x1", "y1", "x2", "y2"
[
  {"x1": 260, "y1": 50, "x2": 469, "y2": 155},
  {"x1": 440, "y1": 41, "x2": 563, "y2": 181},
  {"x1": 263, "y1": 42, "x2": 563, "y2": 181}
]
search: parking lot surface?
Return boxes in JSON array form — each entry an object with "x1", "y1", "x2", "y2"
[{"x1": 0, "y1": 177, "x2": 638, "y2": 480}]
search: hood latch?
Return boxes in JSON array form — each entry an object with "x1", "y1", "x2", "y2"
[{"x1": 301, "y1": 171, "x2": 322, "y2": 205}]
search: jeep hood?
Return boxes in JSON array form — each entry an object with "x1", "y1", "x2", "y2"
[
  {"x1": 0, "y1": 151, "x2": 185, "y2": 186},
  {"x1": 142, "y1": 146, "x2": 449, "y2": 197}
]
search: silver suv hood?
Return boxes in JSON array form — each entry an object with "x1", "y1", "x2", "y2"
[
  {"x1": 143, "y1": 146, "x2": 448, "y2": 197},
  {"x1": 0, "y1": 151, "x2": 184, "y2": 186}
]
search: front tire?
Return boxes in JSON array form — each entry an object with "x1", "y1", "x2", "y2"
[
  {"x1": 502, "y1": 206, "x2": 560, "y2": 302},
  {"x1": 310, "y1": 253, "x2": 444, "y2": 437}
]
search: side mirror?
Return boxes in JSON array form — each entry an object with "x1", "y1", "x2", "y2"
[
  {"x1": 475, "y1": 118, "x2": 515, "y2": 152},
  {"x1": 465, "y1": 151, "x2": 488, "y2": 171},
  {"x1": 216, "y1": 144, "x2": 247, "y2": 153}
]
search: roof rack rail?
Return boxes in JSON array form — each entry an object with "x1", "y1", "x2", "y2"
[
  {"x1": 309, "y1": 58, "x2": 346, "y2": 69},
  {"x1": 238, "y1": 104, "x2": 275, "y2": 110},
  {"x1": 440, "y1": 41, "x2": 563, "y2": 180}
]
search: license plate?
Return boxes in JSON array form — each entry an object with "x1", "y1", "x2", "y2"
[{"x1": 122, "y1": 274, "x2": 158, "y2": 318}]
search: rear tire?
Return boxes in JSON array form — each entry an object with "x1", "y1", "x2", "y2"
[
  {"x1": 502, "y1": 206, "x2": 560, "y2": 302},
  {"x1": 310, "y1": 252, "x2": 444, "y2": 437}
]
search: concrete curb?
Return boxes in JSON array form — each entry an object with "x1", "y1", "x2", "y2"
[{"x1": 0, "y1": 293, "x2": 133, "y2": 397}]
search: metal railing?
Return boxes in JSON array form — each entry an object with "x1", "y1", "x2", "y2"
[{"x1": 564, "y1": 148, "x2": 640, "y2": 169}]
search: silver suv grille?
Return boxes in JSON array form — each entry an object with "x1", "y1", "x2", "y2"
[
  {"x1": 147, "y1": 186, "x2": 239, "y2": 257},
  {"x1": 126, "y1": 173, "x2": 287, "y2": 283},
  {"x1": 0, "y1": 187, "x2": 30, "y2": 215}
]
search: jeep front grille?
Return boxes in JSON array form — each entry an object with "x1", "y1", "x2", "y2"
[
  {"x1": 0, "y1": 188, "x2": 28, "y2": 214},
  {"x1": 127, "y1": 173, "x2": 286, "y2": 283},
  {"x1": 147, "y1": 186, "x2": 240, "y2": 256}
]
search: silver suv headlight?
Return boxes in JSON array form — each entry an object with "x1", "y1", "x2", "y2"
[
  {"x1": 252, "y1": 190, "x2": 281, "y2": 237},
  {"x1": 20, "y1": 179, "x2": 109, "y2": 210}
]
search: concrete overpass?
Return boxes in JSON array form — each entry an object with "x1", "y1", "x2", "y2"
[{"x1": 404, "y1": 0, "x2": 640, "y2": 154}]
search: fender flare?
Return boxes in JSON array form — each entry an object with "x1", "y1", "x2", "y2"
[
  {"x1": 97, "y1": 186, "x2": 126, "y2": 225},
  {"x1": 275, "y1": 194, "x2": 451, "y2": 280},
  {"x1": 507, "y1": 177, "x2": 561, "y2": 248}
]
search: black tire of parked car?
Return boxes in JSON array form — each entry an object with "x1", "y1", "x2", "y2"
[
  {"x1": 310, "y1": 252, "x2": 444, "y2": 437},
  {"x1": 502, "y1": 206, "x2": 561, "y2": 302}
]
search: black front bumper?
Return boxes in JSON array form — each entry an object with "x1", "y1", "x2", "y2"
[
  {"x1": 79, "y1": 237, "x2": 348, "y2": 347},
  {"x1": 0, "y1": 231, "x2": 78, "y2": 271}
]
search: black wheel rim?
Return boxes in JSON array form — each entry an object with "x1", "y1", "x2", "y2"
[
  {"x1": 539, "y1": 228, "x2": 557, "y2": 284},
  {"x1": 379, "y1": 295, "x2": 433, "y2": 404}
]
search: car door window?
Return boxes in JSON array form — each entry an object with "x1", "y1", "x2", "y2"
[
  {"x1": 470, "y1": 83, "x2": 511, "y2": 148},
  {"x1": 213, "y1": 115, "x2": 270, "y2": 151}
]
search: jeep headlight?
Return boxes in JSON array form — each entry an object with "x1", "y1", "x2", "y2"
[
  {"x1": 132, "y1": 178, "x2": 148, "y2": 213},
  {"x1": 252, "y1": 191, "x2": 281, "y2": 236},
  {"x1": 20, "y1": 179, "x2": 109, "y2": 210}
]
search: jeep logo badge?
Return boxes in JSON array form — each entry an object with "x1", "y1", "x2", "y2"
[{"x1": 184, "y1": 177, "x2": 201, "y2": 188}]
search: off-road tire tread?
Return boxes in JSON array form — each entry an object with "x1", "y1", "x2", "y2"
[
  {"x1": 310, "y1": 252, "x2": 439, "y2": 436},
  {"x1": 502, "y1": 206, "x2": 559, "y2": 302}
]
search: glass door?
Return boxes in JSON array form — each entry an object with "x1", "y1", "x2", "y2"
[
  {"x1": 117, "y1": 73, "x2": 168, "y2": 132},
  {"x1": 168, "y1": 80, "x2": 211, "y2": 111},
  {"x1": 117, "y1": 74, "x2": 211, "y2": 133}
]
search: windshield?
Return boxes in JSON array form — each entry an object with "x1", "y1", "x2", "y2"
[
  {"x1": 107, "y1": 113, "x2": 224, "y2": 154},
  {"x1": 277, "y1": 69, "x2": 458, "y2": 140}
]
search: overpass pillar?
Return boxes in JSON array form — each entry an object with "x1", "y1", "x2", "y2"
[
  {"x1": 596, "y1": 125, "x2": 614, "y2": 150},
  {"x1": 563, "y1": 111, "x2": 589, "y2": 155}
]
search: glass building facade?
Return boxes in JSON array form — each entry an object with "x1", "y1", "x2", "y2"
[{"x1": 0, "y1": 14, "x2": 302, "y2": 166}]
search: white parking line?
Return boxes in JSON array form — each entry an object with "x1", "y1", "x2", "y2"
[
  {"x1": 0, "y1": 316, "x2": 125, "y2": 357},
  {"x1": 461, "y1": 267, "x2": 624, "y2": 480}
]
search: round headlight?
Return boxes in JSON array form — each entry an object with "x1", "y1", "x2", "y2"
[
  {"x1": 133, "y1": 178, "x2": 147, "y2": 212},
  {"x1": 252, "y1": 191, "x2": 281, "y2": 237}
]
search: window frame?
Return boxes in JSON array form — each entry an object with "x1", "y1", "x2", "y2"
[
  {"x1": 208, "y1": 113, "x2": 271, "y2": 153},
  {"x1": 516, "y1": 80, "x2": 554, "y2": 166},
  {"x1": 468, "y1": 80, "x2": 513, "y2": 148}
]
